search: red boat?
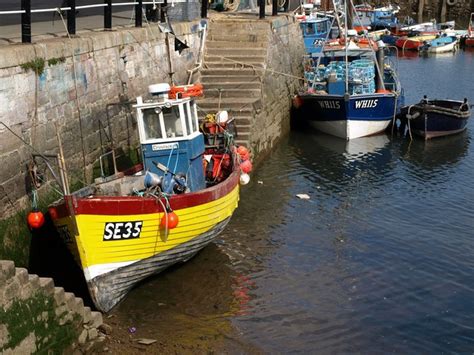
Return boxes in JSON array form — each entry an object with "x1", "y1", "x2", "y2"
[
  {"x1": 465, "y1": 13, "x2": 474, "y2": 47},
  {"x1": 395, "y1": 33, "x2": 437, "y2": 50}
]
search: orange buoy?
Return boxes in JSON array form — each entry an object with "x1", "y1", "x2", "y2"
[
  {"x1": 240, "y1": 160, "x2": 253, "y2": 174},
  {"x1": 169, "y1": 84, "x2": 204, "y2": 99},
  {"x1": 237, "y1": 146, "x2": 250, "y2": 161},
  {"x1": 27, "y1": 210, "x2": 45, "y2": 229},
  {"x1": 376, "y1": 89, "x2": 392, "y2": 94},
  {"x1": 160, "y1": 211, "x2": 179, "y2": 229}
]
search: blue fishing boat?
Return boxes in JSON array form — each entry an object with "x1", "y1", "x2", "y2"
[{"x1": 295, "y1": 24, "x2": 403, "y2": 139}]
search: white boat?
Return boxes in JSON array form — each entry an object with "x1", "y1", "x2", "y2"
[
  {"x1": 428, "y1": 39, "x2": 457, "y2": 53},
  {"x1": 420, "y1": 35, "x2": 458, "y2": 53}
]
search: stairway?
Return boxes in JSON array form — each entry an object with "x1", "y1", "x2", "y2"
[{"x1": 196, "y1": 19, "x2": 272, "y2": 148}]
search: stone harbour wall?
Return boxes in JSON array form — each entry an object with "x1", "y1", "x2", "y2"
[
  {"x1": 0, "y1": 260, "x2": 104, "y2": 353},
  {"x1": 0, "y1": 21, "x2": 203, "y2": 263},
  {"x1": 254, "y1": 16, "x2": 305, "y2": 161}
]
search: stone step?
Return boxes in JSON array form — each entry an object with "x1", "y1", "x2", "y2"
[
  {"x1": 200, "y1": 68, "x2": 263, "y2": 76},
  {"x1": 235, "y1": 123, "x2": 252, "y2": 132},
  {"x1": 207, "y1": 33, "x2": 270, "y2": 43},
  {"x1": 197, "y1": 97, "x2": 261, "y2": 111},
  {"x1": 204, "y1": 88, "x2": 261, "y2": 98},
  {"x1": 234, "y1": 139, "x2": 250, "y2": 147},
  {"x1": 208, "y1": 22, "x2": 271, "y2": 34},
  {"x1": 233, "y1": 116, "x2": 252, "y2": 125},
  {"x1": 235, "y1": 131, "x2": 251, "y2": 141},
  {"x1": 206, "y1": 47, "x2": 267, "y2": 57},
  {"x1": 201, "y1": 74, "x2": 260, "y2": 84},
  {"x1": 203, "y1": 61, "x2": 265, "y2": 69},
  {"x1": 206, "y1": 40, "x2": 267, "y2": 49},
  {"x1": 204, "y1": 55, "x2": 266, "y2": 64},
  {"x1": 203, "y1": 82, "x2": 262, "y2": 90}
]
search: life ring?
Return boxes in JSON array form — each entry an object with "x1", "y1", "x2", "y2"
[
  {"x1": 446, "y1": 0, "x2": 456, "y2": 6},
  {"x1": 169, "y1": 83, "x2": 204, "y2": 99}
]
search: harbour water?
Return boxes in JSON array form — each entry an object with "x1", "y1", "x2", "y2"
[{"x1": 108, "y1": 50, "x2": 474, "y2": 352}]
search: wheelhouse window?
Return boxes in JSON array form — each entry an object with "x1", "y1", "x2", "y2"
[
  {"x1": 143, "y1": 108, "x2": 164, "y2": 140},
  {"x1": 138, "y1": 101, "x2": 200, "y2": 142},
  {"x1": 162, "y1": 106, "x2": 185, "y2": 138}
]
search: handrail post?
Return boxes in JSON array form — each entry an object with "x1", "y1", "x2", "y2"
[
  {"x1": 104, "y1": 0, "x2": 112, "y2": 29},
  {"x1": 160, "y1": 0, "x2": 168, "y2": 23},
  {"x1": 67, "y1": 0, "x2": 76, "y2": 35},
  {"x1": 272, "y1": 0, "x2": 278, "y2": 16},
  {"x1": 135, "y1": 0, "x2": 143, "y2": 27},
  {"x1": 21, "y1": 0, "x2": 32, "y2": 43},
  {"x1": 259, "y1": 0, "x2": 265, "y2": 19},
  {"x1": 201, "y1": 0, "x2": 208, "y2": 18}
]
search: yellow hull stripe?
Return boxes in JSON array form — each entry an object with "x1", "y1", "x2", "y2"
[{"x1": 57, "y1": 185, "x2": 239, "y2": 271}]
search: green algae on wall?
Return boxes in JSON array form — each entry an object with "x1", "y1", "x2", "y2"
[{"x1": 0, "y1": 292, "x2": 80, "y2": 353}]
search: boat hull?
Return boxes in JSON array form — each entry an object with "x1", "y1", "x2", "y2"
[
  {"x1": 403, "y1": 99, "x2": 471, "y2": 139},
  {"x1": 297, "y1": 94, "x2": 397, "y2": 139},
  {"x1": 465, "y1": 37, "x2": 474, "y2": 47},
  {"x1": 411, "y1": 112, "x2": 469, "y2": 139},
  {"x1": 427, "y1": 41, "x2": 457, "y2": 53},
  {"x1": 51, "y1": 167, "x2": 240, "y2": 312}
]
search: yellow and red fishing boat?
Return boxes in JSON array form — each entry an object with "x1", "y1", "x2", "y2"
[{"x1": 49, "y1": 83, "x2": 250, "y2": 312}]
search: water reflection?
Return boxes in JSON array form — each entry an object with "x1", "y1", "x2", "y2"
[{"x1": 400, "y1": 131, "x2": 470, "y2": 177}]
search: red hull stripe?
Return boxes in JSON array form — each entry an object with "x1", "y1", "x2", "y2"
[{"x1": 54, "y1": 167, "x2": 240, "y2": 217}]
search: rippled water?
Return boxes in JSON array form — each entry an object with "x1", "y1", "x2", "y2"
[{"x1": 111, "y1": 50, "x2": 474, "y2": 352}]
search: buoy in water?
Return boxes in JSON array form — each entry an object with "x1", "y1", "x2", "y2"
[
  {"x1": 27, "y1": 210, "x2": 45, "y2": 229},
  {"x1": 160, "y1": 210, "x2": 179, "y2": 229}
]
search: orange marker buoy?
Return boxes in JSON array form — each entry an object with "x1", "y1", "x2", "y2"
[
  {"x1": 27, "y1": 210, "x2": 45, "y2": 229},
  {"x1": 160, "y1": 211, "x2": 179, "y2": 229},
  {"x1": 237, "y1": 146, "x2": 250, "y2": 161}
]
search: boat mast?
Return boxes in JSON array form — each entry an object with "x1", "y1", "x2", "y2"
[{"x1": 344, "y1": 0, "x2": 349, "y2": 94}]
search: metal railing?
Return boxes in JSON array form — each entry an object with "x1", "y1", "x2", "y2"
[
  {"x1": 0, "y1": 0, "x2": 189, "y2": 43},
  {"x1": 0, "y1": 0, "x2": 285, "y2": 44}
]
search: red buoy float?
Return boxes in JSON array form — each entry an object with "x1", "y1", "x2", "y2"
[
  {"x1": 237, "y1": 146, "x2": 250, "y2": 161},
  {"x1": 160, "y1": 210, "x2": 179, "y2": 229},
  {"x1": 27, "y1": 210, "x2": 45, "y2": 229},
  {"x1": 240, "y1": 160, "x2": 253, "y2": 174}
]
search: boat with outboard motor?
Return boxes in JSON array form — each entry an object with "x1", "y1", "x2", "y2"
[{"x1": 48, "y1": 83, "x2": 251, "y2": 312}]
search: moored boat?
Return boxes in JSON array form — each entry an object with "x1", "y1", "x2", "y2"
[
  {"x1": 400, "y1": 97, "x2": 471, "y2": 139},
  {"x1": 395, "y1": 33, "x2": 438, "y2": 50},
  {"x1": 48, "y1": 83, "x2": 250, "y2": 312},
  {"x1": 463, "y1": 13, "x2": 474, "y2": 47},
  {"x1": 419, "y1": 35, "x2": 458, "y2": 53},
  {"x1": 295, "y1": 29, "x2": 403, "y2": 139}
]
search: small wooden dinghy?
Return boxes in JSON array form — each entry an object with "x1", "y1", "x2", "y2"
[{"x1": 400, "y1": 97, "x2": 471, "y2": 139}]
